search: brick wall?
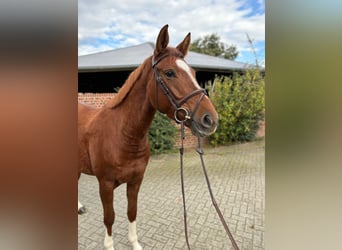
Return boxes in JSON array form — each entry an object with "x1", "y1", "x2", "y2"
[
  {"x1": 78, "y1": 93, "x2": 115, "y2": 108},
  {"x1": 173, "y1": 122, "x2": 210, "y2": 148},
  {"x1": 256, "y1": 120, "x2": 265, "y2": 138},
  {"x1": 78, "y1": 93, "x2": 264, "y2": 148}
]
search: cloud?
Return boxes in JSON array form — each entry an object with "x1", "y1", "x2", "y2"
[{"x1": 78, "y1": 0, "x2": 264, "y2": 64}]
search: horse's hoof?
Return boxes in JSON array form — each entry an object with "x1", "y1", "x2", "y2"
[
  {"x1": 132, "y1": 242, "x2": 142, "y2": 250},
  {"x1": 78, "y1": 206, "x2": 87, "y2": 214}
]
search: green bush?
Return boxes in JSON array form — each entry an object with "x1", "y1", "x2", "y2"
[
  {"x1": 149, "y1": 112, "x2": 177, "y2": 154},
  {"x1": 209, "y1": 69, "x2": 265, "y2": 145}
]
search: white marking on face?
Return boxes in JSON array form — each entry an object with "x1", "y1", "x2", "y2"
[
  {"x1": 176, "y1": 59, "x2": 201, "y2": 89},
  {"x1": 128, "y1": 221, "x2": 142, "y2": 250}
]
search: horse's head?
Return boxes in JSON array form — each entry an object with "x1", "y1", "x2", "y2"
[{"x1": 147, "y1": 25, "x2": 218, "y2": 137}]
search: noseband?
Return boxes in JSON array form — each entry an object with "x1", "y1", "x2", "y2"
[{"x1": 152, "y1": 54, "x2": 207, "y2": 123}]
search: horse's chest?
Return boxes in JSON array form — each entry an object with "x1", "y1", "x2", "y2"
[{"x1": 103, "y1": 159, "x2": 147, "y2": 184}]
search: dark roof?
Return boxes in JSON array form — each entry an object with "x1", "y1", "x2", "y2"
[{"x1": 78, "y1": 42, "x2": 250, "y2": 72}]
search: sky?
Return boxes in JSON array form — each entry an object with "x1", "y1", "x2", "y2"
[{"x1": 78, "y1": 0, "x2": 265, "y2": 66}]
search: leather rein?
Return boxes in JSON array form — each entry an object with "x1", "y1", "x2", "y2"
[
  {"x1": 152, "y1": 54, "x2": 240, "y2": 250},
  {"x1": 179, "y1": 127, "x2": 240, "y2": 250}
]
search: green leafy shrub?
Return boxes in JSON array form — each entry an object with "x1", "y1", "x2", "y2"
[
  {"x1": 209, "y1": 69, "x2": 265, "y2": 145},
  {"x1": 149, "y1": 112, "x2": 177, "y2": 154}
]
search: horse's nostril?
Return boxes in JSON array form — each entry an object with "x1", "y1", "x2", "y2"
[{"x1": 201, "y1": 114, "x2": 213, "y2": 128}]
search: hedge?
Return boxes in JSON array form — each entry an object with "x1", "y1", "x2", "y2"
[
  {"x1": 148, "y1": 112, "x2": 177, "y2": 154},
  {"x1": 209, "y1": 69, "x2": 265, "y2": 145}
]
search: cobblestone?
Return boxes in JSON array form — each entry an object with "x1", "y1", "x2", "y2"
[{"x1": 78, "y1": 140, "x2": 265, "y2": 249}]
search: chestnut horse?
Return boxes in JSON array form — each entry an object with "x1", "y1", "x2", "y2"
[{"x1": 78, "y1": 25, "x2": 218, "y2": 250}]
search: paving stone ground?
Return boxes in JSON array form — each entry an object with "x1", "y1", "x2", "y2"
[{"x1": 78, "y1": 139, "x2": 265, "y2": 250}]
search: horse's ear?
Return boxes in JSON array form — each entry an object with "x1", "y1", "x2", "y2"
[
  {"x1": 176, "y1": 32, "x2": 191, "y2": 57},
  {"x1": 154, "y1": 24, "x2": 169, "y2": 57}
]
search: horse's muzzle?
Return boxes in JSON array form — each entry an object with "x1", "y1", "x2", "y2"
[
  {"x1": 174, "y1": 107, "x2": 218, "y2": 137},
  {"x1": 190, "y1": 113, "x2": 218, "y2": 137}
]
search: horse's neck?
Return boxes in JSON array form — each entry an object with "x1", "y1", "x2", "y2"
[
  {"x1": 103, "y1": 65, "x2": 156, "y2": 142},
  {"x1": 119, "y1": 81, "x2": 156, "y2": 139}
]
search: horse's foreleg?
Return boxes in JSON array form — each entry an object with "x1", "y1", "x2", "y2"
[
  {"x1": 99, "y1": 180, "x2": 115, "y2": 250},
  {"x1": 127, "y1": 181, "x2": 143, "y2": 250}
]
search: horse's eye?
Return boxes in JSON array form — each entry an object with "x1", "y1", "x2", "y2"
[{"x1": 164, "y1": 70, "x2": 176, "y2": 79}]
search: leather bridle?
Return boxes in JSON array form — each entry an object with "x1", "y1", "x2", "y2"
[{"x1": 151, "y1": 53, "x2": 207, "y2": 123}]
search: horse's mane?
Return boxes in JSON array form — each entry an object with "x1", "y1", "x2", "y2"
[{"x1": 107, "y1": 56, "x2": 153, "y2": 109}]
